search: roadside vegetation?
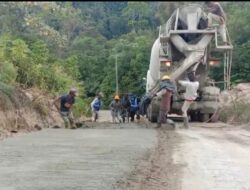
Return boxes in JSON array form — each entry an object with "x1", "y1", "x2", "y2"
[{"x1": 0, "y1": 2, "x2": 250, "y2": 118}]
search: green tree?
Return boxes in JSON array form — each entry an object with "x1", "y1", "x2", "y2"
[
  {"x1": 30, "y1": 40, "x2": 49, "y2": 64},
  {"x1": 122, "y1": 2, "x2": 153, "y2": 33}
]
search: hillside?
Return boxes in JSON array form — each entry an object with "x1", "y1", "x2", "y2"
[{"x1": 0, "y1": 2, "x2": 250, "y2": 132}]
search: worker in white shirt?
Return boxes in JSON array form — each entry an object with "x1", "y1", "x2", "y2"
[{"x1": 178, "y1": 72, "x2": 199, "y2": 128}]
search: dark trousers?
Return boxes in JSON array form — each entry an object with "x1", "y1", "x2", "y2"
[
  {"x1": 157, "y1": 109, "x2": 167, "y2": 125},
  {"x1": 130, "y1": 111, "x2": 136, "y2": 122}
]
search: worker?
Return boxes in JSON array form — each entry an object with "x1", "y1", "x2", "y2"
[
  {"x1": 205, "y1": 1, "x2": 228, "y2": 45},
  {"x1": 53, "y1": 88, "x2": 77, "y2": 129},
  {"x1": 120, "y1": 94, "x2": 131, "y2": 123},
  {"x1": 135, "y1": 97, "x2": 141, "y2": 122},
  {"x1": 155, "y1": 75, "x2": 176, "y2": 128},
  {"x1": 178, "y1": 72, "x2": 199, "y2": 128},
  {"x1": 128, "y1": 93, "x2": 139, "y2": 122},
  {"x1": 90, "y1": 93, "x2": 102, "y2": 122},
  {"x1": 109, "y1": 95, "x2": 122, "y2": 123}
]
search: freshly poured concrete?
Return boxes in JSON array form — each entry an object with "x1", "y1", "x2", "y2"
[{"x1": 0, "y1": 126, "x2": 157, "y2": 190}]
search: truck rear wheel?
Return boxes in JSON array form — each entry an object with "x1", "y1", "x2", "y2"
[
  {"x1": 190, "y1": 112, "x2": 198, "y2": 121},
  {"x1": 199, "y1": 113, "x2": 210, "y2": 122},
  {"x1": 147, "y1": 104, "x2": 158, "y2": 123},
  {"x1": 150, "y1": 115, "x2": 158, "y2": 123}
]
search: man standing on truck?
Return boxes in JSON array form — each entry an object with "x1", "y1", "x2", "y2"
[
  {"x1": 205, "y1": 1, "x2": 228, "y2": 45},
  {"x1": 178, "y1": 72, "x2": 199, "y2": 128},
  {"x1": 155, "y1": 75, "x2": 176, "y2": 128},
  {"x1": 53, "y1": 88, "x2": 77, "y2": 129}
]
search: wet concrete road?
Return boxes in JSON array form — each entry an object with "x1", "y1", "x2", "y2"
[
  {"x1": 115, "y1": 123, "x2": 250, "y2": 190},
  {"x1": 174, "y1": 126, "x2": 250, "y2": 190},
  {"x1": 1, "y1": 120, "x2": 250, "y2": 190},
  {"x1": 0, "y1": 125, "x2": 157, "y2": 190}
]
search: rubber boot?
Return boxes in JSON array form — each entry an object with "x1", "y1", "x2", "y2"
[{"x1": 183, "y1": 117, "x2": 189, "y2": 129}]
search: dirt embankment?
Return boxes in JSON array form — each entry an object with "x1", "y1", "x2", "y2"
[
  {"x1": 220, "y1": 83, "x2": 250, "y2": 106},
  {"x1": 219, "y1": 83, "x2": 250, "y2": 125},
  {"x1": 0, "y1": 84, "x2": 63, "y2": 139}
]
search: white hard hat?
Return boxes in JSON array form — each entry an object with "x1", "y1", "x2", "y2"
[{"x1": 70, "y1": 88, "x2": 77, "y2": 92}]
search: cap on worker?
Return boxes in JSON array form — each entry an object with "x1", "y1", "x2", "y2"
[
  {"x1": 161, "y1": 75, "x2": 170, "y2": 80},
  {"x1": 114, "y1": 95, "x2": 120, "y2": 100},
  {"x1": 69, "y1": 88, "x2": 78, "y2": 95},
  {"x1": 98, "y1": 92, "x2": 104, "y2": 97}
]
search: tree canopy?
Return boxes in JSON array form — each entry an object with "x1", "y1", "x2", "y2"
[{"x1": 0, "y1": 2, "x2": 249, "y2": 111}]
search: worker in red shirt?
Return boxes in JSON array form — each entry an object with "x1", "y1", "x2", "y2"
[{"x1": 155, "y1": 75, "x2": 176, "y2": 128}]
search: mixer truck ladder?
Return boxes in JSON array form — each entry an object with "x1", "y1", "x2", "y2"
[{"x1": 213, "y1": 24, "x2": 233, "y2": 90}]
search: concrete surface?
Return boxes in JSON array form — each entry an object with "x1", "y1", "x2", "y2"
[
  {"x1": 2, "y1": 117, "x2": 250, "y2": 190},
  {"x1": 174, "y1": 127, "x2": 250, "y2": 190},
  {"x1": 0, "y1": 126, "x2": 157, "y2": 190},
  {"x1": 115, "y1": 123, "x2": 250, "y2": 190}
]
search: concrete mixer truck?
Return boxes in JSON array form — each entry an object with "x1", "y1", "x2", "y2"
[{"x1": 140, "y1": 3, "x2": 233, "y2": 122}]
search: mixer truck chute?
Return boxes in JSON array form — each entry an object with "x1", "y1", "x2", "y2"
[{"x1": 140, "y1": 3, "x2": 233, "y2": 122}]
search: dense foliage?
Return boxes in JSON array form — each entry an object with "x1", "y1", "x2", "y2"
[{"x1": 0, "y1": 2, "x2": 249, "y2": 112}]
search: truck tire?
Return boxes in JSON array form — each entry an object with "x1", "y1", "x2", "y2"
[
  {"x1": 190, "y1": 112, "x2": 198, "y2": 122},
  {"x1": 150, "y1": 115, "x2": 158, "y2": 123},
  {"x1": 147, "y1": 104, "x2": 158, "y2": 123},
  {"x1": 199, "y1": 113, "x2": 210, "y2": 122}
]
